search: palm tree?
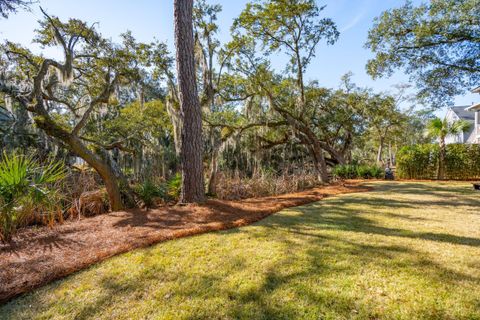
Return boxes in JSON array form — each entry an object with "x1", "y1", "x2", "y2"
[{"x1": 426, "y1": 117, "x2": 471, "y2": 179}]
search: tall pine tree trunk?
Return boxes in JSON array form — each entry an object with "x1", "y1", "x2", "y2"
[{"x1": 174, "y1": 0, "x2": 205, "y2": 203}]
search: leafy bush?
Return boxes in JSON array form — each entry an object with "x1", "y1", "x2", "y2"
[
  {"x1": 333, "y1": 164, "x2": 384, "y2": 180},
  {"x1": 396, "y1": 144, "x2": 438, "y2": 179},
  {"x1": 0, "y1": 152, "x2": 66, "y2": 242},
  {"x1": 369, "y1": 166, "x2": 384, "y2": 179},
  {"x1": 356, "y1": 165, "x2": 372, "y2": 179},
  {"x1": 332, "y1": 165, "x2": 358, "y2": 179},
  {"x1": 397, "y1": 144, "x2": 480, "y2": 180},
  {"x1": 135, "y1": 180, "x2": 162, "y2": 208},
  {"x1": 166, "y1": 173, "x2": 181, "y2": 201},
  {"x1": 134, "y1": 173, "x2": 182, "y2": 206}
]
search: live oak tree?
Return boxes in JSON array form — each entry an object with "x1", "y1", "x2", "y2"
[
  {"x1": 193, "y1": 0, "x2": 223, "y2": 195},
  {"x1": 230, "y1": 0, "x2": 339, "y2": 183},
  {"x1": 234, "y1": 0, "x2": 338, "y2": 107},
  {"x1": 220, "y1": 43, "x2": 354, "y2": 181},
  {"x1": 366, "y1": 0, "x2": 480, "y2": 106},
  {"x1": 0, "y1": 12, "x2": 167, "y2": 210},
  {"x1": 193, "y1": 1, "x2": 253, "y2": 195},
  {"x1": 0, "y1": 0, "x2": 33, "y2": 18},
  {"x1": 93, "y1": 99, "x2": 176, "y2": 181},
  {"x1": 364, "y1": 93, "x2": 406, "y2": 165},
  {"x1": 174, "y1": 0, "x2": 206, "y2": 203}
]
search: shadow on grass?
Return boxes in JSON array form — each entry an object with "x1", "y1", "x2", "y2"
[
  {"x1": 65, "y1": 226, "x2": 475, "y2": 319},
  {"x1": 260, "y1": 196, "x2": 480, "y2": 248},
  {"x1": 3, "y1": 181, "x2": 480, "y2": 319}
]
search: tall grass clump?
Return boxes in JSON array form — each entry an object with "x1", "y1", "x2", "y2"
[
  {"x1": 0, "y1": 152, "x2": 66, "y2": 242},
  {"x1": 215, "y1": 171, "x2": 319, "y2": 200}
]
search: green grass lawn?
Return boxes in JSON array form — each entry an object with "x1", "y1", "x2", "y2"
[{"x1": 2, "y1": 181, "x2": 480, "y2": 320}]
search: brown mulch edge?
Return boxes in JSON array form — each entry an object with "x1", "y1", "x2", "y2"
[{"x1": 0, "y1": 181, "x2": 369, "y2": 304}]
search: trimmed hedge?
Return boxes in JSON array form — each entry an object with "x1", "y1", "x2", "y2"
[
  {"x1": 332, "y1": 164, "x2": 384, "y2": 180},
  {"x1": 396, "y1": 144, "x2": 480, "y2": 180}
]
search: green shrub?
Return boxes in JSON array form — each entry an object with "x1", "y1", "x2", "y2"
[
  {"x1": 0, "y1": 152, "x2": 66, "y2": 242},
  {"x1": 333, "y1": 164, "x2": 384, "y2": 180},
  {"x1": 356, "y1": 165, "x2": 372, "y2": 179},
  {"x1": 135, "y1": 180, "x2": 162, "y2": 208},
  {"x1": 166, "y1": 173, "x2": 182, "y2": 200},
  {"x1": 332, "y1": 164, "x2": 357, "y2": 179},
  {"x1": 370, "y1": 166, "x2": 384, "y2": 179},
  {"x1": 135, "y1": 173, "x2": 182, "y2": 206},
  {"x1": 397, "y1": 144, "x2": 480, "y2": 180}
]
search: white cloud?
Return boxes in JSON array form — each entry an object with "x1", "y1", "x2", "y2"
[{"x1": 340, "y1": 10, "x2": 367, "y2": 33}]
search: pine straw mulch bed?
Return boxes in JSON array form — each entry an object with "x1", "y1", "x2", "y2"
[{"x1": 0, "y1": 181, "x2": 368, "y2": 304}]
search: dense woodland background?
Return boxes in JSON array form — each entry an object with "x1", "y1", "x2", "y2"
[{"x1": 0, "y1": 0, "x2": 478, "y2": 241}]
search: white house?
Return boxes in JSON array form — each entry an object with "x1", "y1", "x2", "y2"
[
  {"x1": 465, "y1": 86, "x2": 480, "y2": 144},
  {"x1": 445, "y1": 86, "x2": 480, "y2": 144}
]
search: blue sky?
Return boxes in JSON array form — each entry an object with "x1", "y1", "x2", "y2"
[{"x1": 0, "y1": 0, "x2": 477, "y2": 112}]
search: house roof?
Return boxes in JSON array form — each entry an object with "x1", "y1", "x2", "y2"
[
  {"x1": 466, "y1": 102, "x2": 480, "y2": 111},
  {"x1": 472, "y1": 86, "x2": 480, "y2": 94},
  {"x1": 449, "y1": 106, "x2": 475, "y2": 120}
]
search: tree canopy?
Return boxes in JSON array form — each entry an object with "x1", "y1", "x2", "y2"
[
  {"x1": 0, "y1": 0, "x2": 436, "y2": 212},
  {"x1": 0, "y1": 0, "x2": 34, "y2": 18},
  {"x1": 366, "y1": 0, "x2": 480, "y2": 106}
]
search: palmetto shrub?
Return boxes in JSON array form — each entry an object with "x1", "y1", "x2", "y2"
[
  {"x1": 369, "y1": 166, "x2": 384, "y2": 179},
  {"x1": 134, "y1": 174, "x2": 182, "y2": 207},
  {"x1": 166, "y1": 173, "x2": 182, "y2": 201},
  {"x1": 0, "y1": 152, "x2": 66, "y2": 242},
  {"x1": 135, "y1": 180, "x2": 163, "y2": 208}
]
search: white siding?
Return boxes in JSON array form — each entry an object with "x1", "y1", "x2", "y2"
[{"x1": 445, "y1": 109, "x2": 461, "y2": 144}]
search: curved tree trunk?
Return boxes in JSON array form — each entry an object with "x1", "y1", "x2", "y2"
[
  {"x1": 174, "y1": 0, "x2": 206, "y2": 203},
  {"x1": 63, "y1": 140, "x2": 125, "y2": 211},
  {"x1": 34, "y1": 116, "x2": 125, "y2": 211}
]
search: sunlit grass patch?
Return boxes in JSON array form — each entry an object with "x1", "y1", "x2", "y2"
[{"x1": 2, "y1": 181, "x2": 480, "y2": 319}]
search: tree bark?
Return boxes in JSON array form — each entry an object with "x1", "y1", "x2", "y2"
[
  {"x1": 310, "y1": 140, "x2": 329, "y2": 183},
  {"x1": 297, "y1": 134, "x2": 329, "y2": 183},
  {"x1": 207, "y1": 148, "x2": 218, "y2": 195},
  {"x1": 166, "y1": 93, "x2": 182, "y2": 156},
  {"x1": 174, "y1": 0, "x2": 206, "y2": 203},
  {"x1": 35, "y1": 118, "x2": 125, "y2": 211},
  {"x1": 438, "y1": 138, "x2": 446, "y2": 180},
  {"x1": 388, "y1": 141, "x2": 393, "y2": 167},
  {"x1": 376, "y1": 136, "x2": 384, "y2": 165}
]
